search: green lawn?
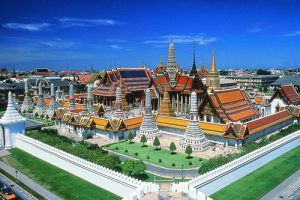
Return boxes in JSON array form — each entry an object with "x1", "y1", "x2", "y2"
[
  {"x1": 142, "y1": 172, "x2": 189, "y2": 183},
  {"x1": 211, "y1": 146, "x2": 300, "y2": 200},
  {"x1": 3, "y1": 148, "x2": 121, "y2": 200},
  {"x1": 105, "y1": 141, "x2": 205, "y2": 169}
]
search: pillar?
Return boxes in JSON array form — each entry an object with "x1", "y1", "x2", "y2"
[
  {"x1": 184, "y1": 95, "x2": 187, "y2": 113},
  {"x1": 180, "y1": 94, "x2": 183, "y2": 114},
  {"x1": 176, "y1": 93, "x2": 179, "y2": 114}
]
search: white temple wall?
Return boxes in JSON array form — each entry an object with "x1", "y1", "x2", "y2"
[
  {"x1": 172, "y1": 131, "x2": 300, "y2": 198},
  {"x1": 15, "y1": 134, "x2": 159, "y2": 200}
]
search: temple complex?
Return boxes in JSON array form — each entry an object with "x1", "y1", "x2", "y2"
[
  {"x1": 180, "y1": 92, "x2": 209, "y2": 151},
  {"x1": 0, "y1": 91, "x2": 25, "y2": 148},
  {"x1": 21, "y1": 80, "x2": 34, "y2": 112},
  {"x1": 136, "y1": 88, "x2": 160, "y2": 140}
]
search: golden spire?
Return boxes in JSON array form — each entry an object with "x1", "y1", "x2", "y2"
[{"x1": 210, "y1": 48, "x2": 217, "y2": 73}]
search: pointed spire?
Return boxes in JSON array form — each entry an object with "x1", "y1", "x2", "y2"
[
  {"x1": 210, "y1": 48, "x2": 217, "y2": 73},
  {"x1": 38, "y1": 82, "x2": 42, "y2": 96},
  {"x1": 140, "y1": 57, "x2": 145, "y2": 68},
  {"x1": 190, "y1": 42, "x2": 197, "y2": 76},
  {"x1": 160, "y1": 56, "x2": 163, "y2": 66}
]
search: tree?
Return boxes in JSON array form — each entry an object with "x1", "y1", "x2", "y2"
[
  {"x1": 128, "y1": 132, "x2": 134, "y2": 143},
  {"x1": 45, "y1": 115, "x2": 49, "y2": 120},
  {"x1": 122, "y1": 160, "x2": 146, "y2": 176},
  {"x1": 257, "y1": 69, "x2": 271, "y2": 75},
  {"x1": 169, "y1": 142, "x2": 177, "y2": 154},
  {"x1": 153, "y1": 136, "x2": 160, "y2": 150},
  {"x1": 185, "y1": 145, "x2": 193, "y2": 158},
  {"x1": 34, "y1": 112, "x2": 39, "y2": 118},
  {"x1": 140, "y1": 135, "x2": 147, "y2": 146}
]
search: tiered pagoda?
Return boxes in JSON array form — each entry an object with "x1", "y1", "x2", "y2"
[
  {"x1": 68, "y1": 84, "x2": 76, "y2": 110},
  {"x1": 46, "y1": 83, "x2": 59, "y2": 117},
  {"x1": 34, "y1": 82, "x2": 47, "y2": 115},
  {"x1": 158, "y1": 90, "x2": 175, "y2": 117},
  {"x1": 21, "y1": 80, "x2": 34, "y2": 112},
  {"x1": 180, "y1": 91, "x2": 209, "y2": 151},
  {"x1": 136, "y1": 88, "x2": 160, "y2": 140},
  {"x1": 113, "y1": 87, "x2": 126, "y2": 119}
]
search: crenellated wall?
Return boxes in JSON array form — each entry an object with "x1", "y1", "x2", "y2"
[{"x1": 15, "y1": 134, "x2": 159, "y2": 200}]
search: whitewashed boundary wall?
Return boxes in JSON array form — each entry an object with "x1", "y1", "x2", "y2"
[
  {"x1": 172, "y1": 130, "x2": 300, "y2": 199},
  {"x1": 15, "y1": 135, "x2": 159, "y2": 200}
]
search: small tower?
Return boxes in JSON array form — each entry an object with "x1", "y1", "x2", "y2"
[
  {"x1": 21, "y1": 80, "x2": 34, "y2": 112},
  {"x1": 34, "y1": 82, "x2": 47, "y2": 115},
  {"x1": 56, "y1": 86, "x2": 62, "y2": 100},
  {"x1": 158, "y1": 90, "x2": 175, "y2": 117},
  {"x1": 113, "y1": 87, "x2": 125, "y2": 119},
  {"x1": 47, "y1": 83, "x2": 59, "y2": 117},
  {"x1": 87, "y1": 84, "x2": 95, "y2": 114},
  {"x1": 69, "y1": 84, "x2": 76, "y2": 110},
  {"x1": 0, "y1": 91, "x2": 25, "y2": 148},
  {"x1": 180, "y1": 92, "x2": 209, "y2": 151},
  {"x1": 136, "y1": 88, "x2": 160, "y2": 140},
  {"x1": 206, "y1": 49, "x2": 220, "y2": 92},
  {"x1": 80, "y1": 98, "x2": 89, "y2": 115}
]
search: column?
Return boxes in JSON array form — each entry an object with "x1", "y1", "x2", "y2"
[
  {"x1": 180, "y1": 94, "x2": 183, "y2": 114},
  {"x1": 185, "y1": 95, "x2": 188, "y2": 114},
  {"x1": 204, "y1": 114, "x2": 207, "y2": 122},
  {"x1": 172, "y1": 95, "x2": 175, "y2": 110},
  {"x1": 176, "y1": 93, "x2": 179, "y2": 114}
]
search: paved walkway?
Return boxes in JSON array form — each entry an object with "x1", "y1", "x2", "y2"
[
  {"x1": 261, "y1": 169, "x2": 300, "y2": 200},
  {"x1": 0, "y1": 160, "x2": 62, "y2": 200}
]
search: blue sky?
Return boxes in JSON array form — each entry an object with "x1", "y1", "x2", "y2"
[{"x1": 0, "y1": 0, "x2": 300, "y2": 71}]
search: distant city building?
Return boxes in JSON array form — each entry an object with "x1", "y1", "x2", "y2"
[
  {"x1": 225, "y1": 75, "x2": 279, "y2": 88},
  {"x1": 32, "y1": 68, "x2": 53, "y2": 76}
]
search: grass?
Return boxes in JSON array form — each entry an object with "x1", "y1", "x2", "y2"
[
  {"x1": 0, "y1": 168, "x2": 45, "y2": 200},
  {"x1": 211, "y1": 146, "x2": 300, "y2": 200},
  {"x1": 105, "y1": 141, "x2": 205, "y2": 169},
  {"x1": 142, "y1": 172, "x2": 189, "y2": 183},
  {"x1": 3, "y1": 148, "x2": 121, "y2": 200},
  {"x1": 31, "y1": 117, "x2": 54, "y2": 126}
]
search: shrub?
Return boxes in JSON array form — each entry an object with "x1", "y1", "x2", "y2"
[
  {"x1": 172, "y1": 163, "x2": 175, "y2": 167},
  {"x1": 146, "y1": 155, "x2": 150, "y2": 159},
  {"x1": 153, "y1": 136, "x2": 160, "y2": 150},
  {"x1": 189, "y1": 161, "x2": 192, "y2": 165},
  {"x1": 169, "y1": 142, "x2": 177, "y2": 154},
  {"x1": 159, "y1": 159, "x2": 162, "y2": 163},
  {"x1": 185, "y1": 145, "x2": 193, "y2": 158},
  {"x1": 121, "y1": 160, "x2": 146, "y2": 176},
  {"x1": 135, "y1": 152, "x2": 139, "y2": 156},
  {"x1": 125, "y1": 149, "x2": 128, "y2": 153},
  {"x1": 199, "y1": 158, "x2": 202, "y2": 161},
  {"x1": 40, "y1": 114, "x2": 44, "y2": 118},
  {"x1": 140, "y1": 135, "x2": 147, "y2": 146},
  {"x1": 115, "y1": 147, "x2": 119, "y2": 150},
  {"x1": 128, "y1": 132, "x2": 134, "y2": 143}
]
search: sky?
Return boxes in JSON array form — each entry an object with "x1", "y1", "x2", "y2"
[{"x1": 0, "y1": 0, "x2": 300, "y2": 71}]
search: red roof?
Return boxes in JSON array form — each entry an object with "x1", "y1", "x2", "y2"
[
  {"x1": 78, "y1": 74, "x2": 92, "y2": 85},
  {"x1": 279, "y1": 85, "x2": 300, "y2": 105},
  {"x1": 209, "y1": 88, "x2": 260, "y2": 122}
]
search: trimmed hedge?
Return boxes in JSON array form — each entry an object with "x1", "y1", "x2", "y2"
[
  {"x1": 199, "y1": 124, "x2": 300, "y2": 174},
  {"x1": 26, "y1": 129, "x2": 121, "y2": 170}
]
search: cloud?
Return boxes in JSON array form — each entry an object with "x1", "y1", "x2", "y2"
[
  {"x1": 283, "y1": 30, "x2": 300, "y2": 37},
  {"x1": 40, "y1": 38, "x2": 76, "y2": 48},
  {"x1": 106, "y1": 38, "x2": 126, "y2": 43},
  {"x1": 110, "y1": 44, "x2": 122, "y2": 49},
  {"x1": 248, "y1": 28, "x2": 263, "y2": 33},
  {"x1": 144, "y1": 34, "x2": 217, "y2": 46},
  {"x1": 2, "y1": 22, "x2": 50, "y2": 31},
  {"x1": 57, "y1": 17, "x2": 120, "y2": 27}
]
